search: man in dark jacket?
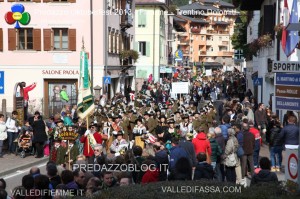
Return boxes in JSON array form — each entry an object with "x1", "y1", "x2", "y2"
[
  {"x1": 214, "y1": 127, "x2": 225, "y2": 182},
  {"x1": 241, "y1": 123, "x2": 255, "y2": 178},
  {"x1": 251, "y1": 157, "x2": 278, "y2": 186},
  {"x1": 154, "y1": 142, "x2": 169, "y2": 181},
  {"x1": 194, "y1": 152, "x2": 214, "y2": 180},
  {"x1": 169, "y1": 137, "x2": 189, "y2": 173},
  {"x1": 47, "y1": 163, "x2": 61, "y2": 189},
  {"x1": 279, "y1": 115, "x2": 299, "y2": 145},
  {"x1": 179, "y1": 136, "x2": 197, "y2": 168},
  {"x1": 219, "y1": 115, "x2": 231, "y2": 142}
]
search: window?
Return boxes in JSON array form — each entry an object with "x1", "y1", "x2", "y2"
[
  {"x1": 112, "y1": 32, "x2": 115, "y2": 53},
  {"x1": 17, "y1": 0, "x2": 33, "y2": 2},
  {"x1": 138, "y1": 10, "x2": 146, "y2": 28},
  {"x1": 219, "y1": 36, "x2": 222, "y2": 41},
  {"x1": 139, "y1": 41, "x2": 146, "y2": 56},
  {"x1": 116, "y1": 33, "x2": 119, "y2": 54},
  {"x1": 52, "y1": 0, "x2": 68, "y2": 2},
  {"x1": 211, "y1": 47, "x2": 213, "y2": 52},
  {"x1": 18, "y1": 28, "x2": 33, "y2": 50},
  {"x1": 53, "y1": 28, "x2": 68, "y2": 50},
  {"x1": 108, "y1": 30, "x2": 111, "y2": 52}
]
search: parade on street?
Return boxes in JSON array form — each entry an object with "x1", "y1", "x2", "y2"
[{"x1": 0, "y1": 0, "x2": 300, "y2": 199}]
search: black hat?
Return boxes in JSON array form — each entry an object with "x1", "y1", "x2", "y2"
[
  {"x1": 144, "y1": 112, "x2": 150, "y2": 116},
  {"x1": 55, "y1": 119, "x2": 63, "y2": 124},
  {"x1": 182, "y1": 114, "x2": 189, "y2": 119},
  {"x1": 113, "y1": 131, "x2": 124, "y2": 136},
  {"x1": 135, "y1": 118, "x2": 143, "y2": 124},
  {"x1": 167, "y1": 119, "x2": 175, "y2": 124},
  {"x1": 159, "y1": 115, "x2": 167, "y2": 120},
  {"x1": 193, "y1": 112, "x2": 200, "y2": 116}
]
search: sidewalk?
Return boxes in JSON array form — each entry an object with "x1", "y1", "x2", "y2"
[{"x1": 0, "y1": 153, "x2": 48, "y2": 178}]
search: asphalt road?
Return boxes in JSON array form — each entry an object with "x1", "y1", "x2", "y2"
[{"x1": 3, "y1": 162, "x2": 47, "y2": 196}]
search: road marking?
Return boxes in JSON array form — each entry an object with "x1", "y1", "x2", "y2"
[{"x1": 3, "y1": 162, "x2": 47, "y2": 180}]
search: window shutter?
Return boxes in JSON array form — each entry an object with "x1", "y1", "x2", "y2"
[
  {"x1": 263, "y1": 5, "x2": 274, "y2": 36},
  {"x1": 111, "y1": 32, "x2": 113, "y2": 53},
  {"x1": 0, "y1": 0, "x2": 4, "y2": 2},
  {"x1": 139, "y1": 10, "x2": 146, "y2": 26},
  {"x1": 68, "y1": 29, "x2": 76, "y2": 51},
  {"x1": 33, "y1": 29, "x2": 41, "y2": 51},
  {"x1": 146, "y1": 41, "x2": 150, "y2": 57},
  {"x1": 43, "y1": 0, "x2": 51, "y2": 3},
  {"x1": 43, "y1": 29, "x2": 51, "y2": 51},
  {"x1": 0, "y1": 29, "x2": 3, "y2": 51},
  {"x1": 7, "y1": 0, "x2": 15, "y2": 2},
  {"x1": 68, "y1": 0, "x2": 76, "y2": 3},
  {"x1": 33, "y1": 0, "x2": 41, "y2": 2},
  {"x1": 134, "y1": 42, "x2": 139, "y2": 52},
  {"x1": 8, "y1": 29, "x2": 16, "y2": 51},
  {"x1": 119, "y1": 33, "x2": 123, "y2": 52}
]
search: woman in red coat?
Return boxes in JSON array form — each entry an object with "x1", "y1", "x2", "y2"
[
  {"x1": 192, "y1": 130, "x2": 212, "y2": 157},
  {"x1": 80, "y1": 124, "x2": 102, "y2": 158}
]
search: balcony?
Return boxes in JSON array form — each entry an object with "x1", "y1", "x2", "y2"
[
  {"x1": 200, "y1": 29, "x2": 207, "y2": 34},
  {"x1": 219, "y1": 31, "x2": 229, "y2": 34},
  {"x1": 191, "y1": 27, "x2": 201, "y2": 34},
  {"x1": 219, "y1": 41, "x2": 228, "y2": 46},
  {"x1": 218, "y1": 51, "x2": 234, "y2": 56},
  {"x1": 120, "y1": 1, "x2": 133, "y2": 29},
  {"x1": 183, "y1": 50, "x2": 190, "y2": 56},
  {"x1": 207, "y1": 30, "x2": 218, "y2": 34},
  {"x1": 178, "y1": 39, "x2": 189, "y2": 45},
  {"x1": 199, "y1": 51, "x2": 207, "y2": 56}
]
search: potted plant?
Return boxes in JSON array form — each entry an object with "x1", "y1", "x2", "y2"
[
  {"x1": 258, "y1": 34, "x2": 272, "y2": 48},
  {"x1": 274, "y1": 23, "x2": 283, "y2": 40}
]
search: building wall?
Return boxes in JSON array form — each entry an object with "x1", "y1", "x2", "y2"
[
  {"x1": 135, "y1": 6, "x2": 164, "y2": 81},
  {"x1": 0, "y1": 0, "x2": 104, "y2": 113}
]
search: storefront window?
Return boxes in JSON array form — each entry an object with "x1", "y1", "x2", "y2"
[{"x1": 47, "y1": 82, "x2": 77, "y2": 117}]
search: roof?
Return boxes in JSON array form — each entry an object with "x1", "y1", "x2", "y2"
[
  {"x1": 135, "y1": 0, "x2": 165, "y2": 5},
  {"x1": 214, "y1": 21, "x2": 229, "y2": 25},
  {"x1": 179, "y1": 16, "x2": 209, "y2": 24},
  {"x1": 179, "y1": 2, "x2": 219, "y2": 11},
  {"x1": 199, "y1": 0, "x2": 235, "y2": 8},
  {"x1": 173, "y1": 16, "x2": 186, "y2": 23}
]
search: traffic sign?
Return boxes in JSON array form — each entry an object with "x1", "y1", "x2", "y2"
[
  {"x1": 276, "y1": 73, "x2": 300, "y2": 86},
  {"x1": 276, "y1": 85, "x2": 300, "y2": 99},
  {"x1": 275, "y1": 97, "x2": 300, "y2": 111},
  {"x1": 175, "y1": 50, "x2": 183, "y2": 61},
  {"x1": 253, "y1": 77, "x2": 263, "y2": 86},
  {"x1": 103, "y1": 76, "x2": 111, "y2": 84},
  {"x1": 0, "y1": 71, "x2": 4, "y2": 94},
  {"x1": 273, "y1": 61, "x2": 300, "y2": 73}
]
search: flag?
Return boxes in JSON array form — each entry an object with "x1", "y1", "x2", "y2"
[
  {"x1": 77, "y1": 49, "x2": 95, "y2": 119},
  {"x1": 281, "y1": 0, "x2": 289, "y2": 53},
  {"x1": 284, "y1": 0, "x2": 299, "y2": 57},
  {"x1": 192, "y1": 62, "x2": 197, "y2": 80},
  {"x1": 201, "y1": 62, "x2": 206, "y2": 77}
]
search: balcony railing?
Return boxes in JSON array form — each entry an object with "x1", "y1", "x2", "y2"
[
  {"x1": 218, "y1": 51, "x2": 234, "y2": 56},
  {"x1": 120, "y1": 1, "x2": 133, "y2": 29},
  {"x1": 191, "y1": 27, "x2": 201, "y2": 34},
  {"x1": 207, "y1": 30, "x2": 218, "y2": 34},
  {"x1": 222, "y1": 41, "x2": 228, "y2": 45},
  {"x1": 199, "y1": 51, "x2": 206, "y2": 56},
  {"x1": 179, "y1": 39, "x2": 189, "y2": 45},
  {"x1": 219, "y1": 31, "x2": 229, "y2": 34}
]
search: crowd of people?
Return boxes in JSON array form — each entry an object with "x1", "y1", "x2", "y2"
[{"x1": 0, "y1": 68, "x2": 299, "y2": 198}]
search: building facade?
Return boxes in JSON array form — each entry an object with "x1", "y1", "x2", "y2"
[
  {"x1": 0, "y1": 0, "x2": 104, "y2": 117},
  {"x1": 174, "y1": 0, "x2": 237, "y2": 70},
  {"x1": 105, "y1": 0, "x2": 136, "y2": 98},
  {"x1": 134, "y1": 0, "x2": 174, "y2": 83},
  {"x1": 242, "y1": 0, "x2": 300, "y2": 120}
]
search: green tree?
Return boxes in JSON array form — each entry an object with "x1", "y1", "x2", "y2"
[{"x1": 231, "y1": 11, "x2": 248, "y2": 57}]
